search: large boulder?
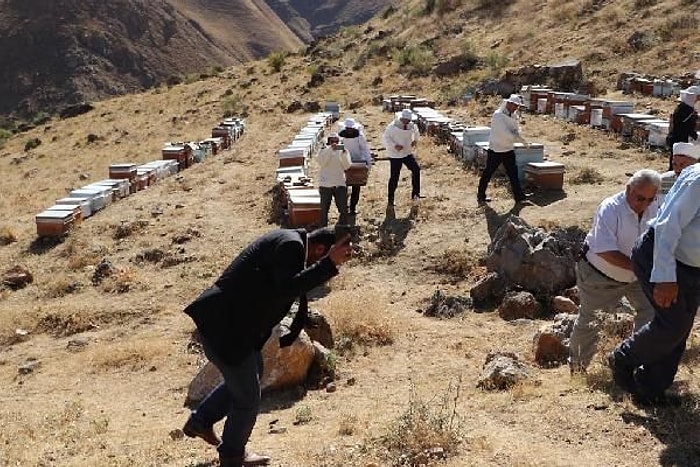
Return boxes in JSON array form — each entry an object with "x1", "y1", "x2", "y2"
[
  {"x1": 183, "y1": 319, "x2": 315, "y2": 407},
  {"x1": 477, "y1": 352, "x2": 532, "y2": 391},
  {"x1": 470, "y1": 272, "x2": 507, "y2": 306},
  {"x1": 477, "y1": 60, "x2": 586, "y2": 97},
  {"x1": 533, "y1": 313, "x2": 577, "y2": 367},
  {"x1": 552, "y1": 296, "x2": 578, "y2": 315},
  {"x1": 498, "y1": 291, "x2": 540, "y2": 321},
  {"x1": 433, "y1": 53, "x2": 479, "y2": 77},
  {"x1": 305, "y1": 310, "x2": 334, "y2": 349},
  {"x1": 485, "y1": 216, "x2": 585, "y2": 296}
]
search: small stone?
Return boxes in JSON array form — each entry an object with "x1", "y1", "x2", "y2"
[
  {"x1": 346, "y1": 377, "x2": 356, "y2": 387},
  {"x1": 2, "y1": 265, "x2": 34, "y2": 290},
  {"x1": 79, "y1": 172, "x2": 90, "y2": 180},
  {"x1": 149, "y1": 366, "x2": 157, "y2": 372},
  {"x1": 552, "y1": 296, "x2": 578, "y2": 315},
  {"x1": 498, "y1": 291, "x2": 540, "y2": 321},
  {"x1": 268, "y1": 426, "x2": 288, "y2": 434},
  {"x1": 175, "y1": 204, "x2": 185, "y2": 209},
  {"x1": 169, "y1": 429, "x2": 184, "y2": 440},
  {"x1": 325, "y1": 382, "x2": 337, "y2": 393},
  {"x1": 18, "y1": 359, "x2": 40, "y2": 375},
  {"x1": 66, "y1": 338, "x2": 88, "y2": 352}
]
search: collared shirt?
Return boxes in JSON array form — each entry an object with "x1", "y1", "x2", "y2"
[
  {"x1": 649, "y1": 164, "x2": 700, "y2": 282},
  {"x1": 488, "y1": 106, "x2": 526, "y2": 153},
  {"x1": 586, "y1": 191, "x2": 659, "y2": 283},
  {"x1": 317, "y1": 146, "x2": 352, "y2": 187},
  {"x1": 382, "y1": 119, "x2": 420, "y2": 158}
]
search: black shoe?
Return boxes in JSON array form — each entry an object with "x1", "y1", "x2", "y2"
[
  {"x1": 183, "y1": 415, "x2": 220, "y2": 447},
  {"x1": 607, "y1": 352, "x2": 636, "y2": 394},
  {"x1": 477, "y1": 197, "x2": 492, "y2": 204},
  {"x1": 348, "y1": 207, "x2": 358, "y2": 215}
]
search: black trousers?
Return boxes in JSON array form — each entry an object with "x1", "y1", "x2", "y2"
[
  {"x1": 388, "y1": 154, "x2": 421, "y2": 202},
  {"x1": 615, "y1": 229, "x2": 700, "y2": 395},
  {"x1": 348, "y1": 185, "x2": 361, "y2": 211},
  {"x1": 477, "y1": 149, "x2": 525, "y2": 201}
]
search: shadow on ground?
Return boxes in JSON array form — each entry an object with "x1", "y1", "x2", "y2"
[{"x1": 621, "y1": 395, "x2": 700, "y2": 466}]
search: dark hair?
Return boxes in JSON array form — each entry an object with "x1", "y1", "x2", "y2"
[{"x1": 308, "y1": 227, "x2": 336, "y2": 250}]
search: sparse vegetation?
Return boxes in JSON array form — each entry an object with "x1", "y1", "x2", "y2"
[
  {"x1": 23, "y1": 137, "x2": 41, "y2": 151},
  {"x1": 221, "y1": 94, "x2": 248, "y2": 118},
  {"x1": 396, "y1": 45, "x2": 435, "y2": 76},
  {"x1": 0, "y1": 227, "x2": 18, "y2": 246},
  {"x1": 570, "y1": 167, "x2": 605, "y2": 185},
  {"x1": 324, "y1": 290, "x2": 394, "y2": 352},
  {"x1": 267, "y1": 51, "x2": 287, "y2": 73},
  {"x1": 429, "y1": 248, "x2": 482, "y2": 280},
  {"x1": 294, "y1": 405, "x2": 313, "y2": 425}
]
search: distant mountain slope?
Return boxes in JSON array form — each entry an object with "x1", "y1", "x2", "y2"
[{"x1": 0, "y1": 0, "x2": 304, "y2": 117}]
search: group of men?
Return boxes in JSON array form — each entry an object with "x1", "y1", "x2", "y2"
[{"x1": 179, "y1": 89, "x2": 700, "y2": 465}]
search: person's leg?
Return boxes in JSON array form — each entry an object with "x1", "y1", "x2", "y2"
[
  {"x1": 387, "y1": 158, "x2": 403, "y2": 204},
  {"x1": 501, "y1": 150, "x2": 525, "y2": 201},
  {"x1": 349, "y1": 185, "x2": 361, "y2": 213},
  {"x1": 625, "y1": 281, "x2": 656, "y2": 332},
  {"x1": 403, "y1": 154, "x2": 421, "y2": 198},
  {"x1": 334, "y1": 186, "x2": 349, "y2": 225},
  {"x1": 318, "y1": 187, "x2": 332, "y2": 227},
  {"x1": 477, "y1": 150, "x2": 502, "y2": 201},
  {"x1": 216, "y1": 351, "x2": 263, "y2": 460},
  {"x1": 569, "y1": 261, "x2": 626, "y2": 370}
]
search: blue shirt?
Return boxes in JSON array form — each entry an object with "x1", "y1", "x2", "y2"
[{"x1": 650, "y1": 164, "x2": 700, "y2": 282}]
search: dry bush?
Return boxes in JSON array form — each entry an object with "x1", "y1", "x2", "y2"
[
  {"x1": 0, "y1": 226, "x2": 18, "y2": 246},
  {"x1": 338, "y1": 413, "x2": 358, "y2": 436},
  {"x1": 99, "y1": 267, "x2": 140, "y2": 294},
  {"x1": 61, "y1": 238, "x2": 105, "y2": 271},
  {"x1": 569, "y1": 167, "x2": 604, "y2": 185},
  {"x1": 429, "y1": 248, "x2": 483, "y2": 280},
  {"x1": 379, "y1": 380, "x2": 462, "y2": 466},
  {"x1": 44, "y1": 277, "x2": 82, "y2": 298},
  {"x1": 36, "y1": 311, "x2": 97, "y2": 337},
  {"x1": 323, "y1": 290, "x2": 394, "y2": 351},
  {"x1": 88, "y1": 340, "x2": 165, "y2": 372}
]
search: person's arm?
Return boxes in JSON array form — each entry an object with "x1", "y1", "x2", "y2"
[
  {"x1": 596, "y1": 251, "x2": 633, "y2": 270},
  {"x1": 359, "y1": 134, "x2": 372, "y2": 164},
  {"x1": 317, "y1": 147, "x2": 331, "y2": 167},
  {"x1": 383, "y1": 124, "x2": 397, "y2": 150},
  {"x1": 507, "y1": 115, "x2": 528, "y2": 145},
  {"x1": 279, "y1": 294, "x2": 308, "y2": 347},
  {"x1": 340, "y1": 149, "x2": 352, "y2": 171}
]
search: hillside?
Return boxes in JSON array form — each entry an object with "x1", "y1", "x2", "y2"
[{"x1": 1, "y1": 0, "x2": 699, "y2": 466}]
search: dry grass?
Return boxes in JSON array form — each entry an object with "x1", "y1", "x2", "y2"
[
  {"x1": 87, "y1": 339, "x2": 165, "y2": 372},
  {"x1": 0, "y1": 226, "x2": 18, "y2": 245},
  {"x1": 322, "y1": 290, "x2": 394, "y2": 351},
  {"x1": 428, "y1": 248, "x2": 483, "y2": 281},
  {"x1": 570, "y1": 167, "x2": 606, "y2": 185}
]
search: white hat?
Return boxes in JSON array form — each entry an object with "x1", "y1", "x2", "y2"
[
  {"x1": 673, "y1": 142, "x2": 700, "y2": 160},
  {"x1": 400, "y1": 109, "x2": 414, "y2": 120},
  {"x1": 343, "y1": 118, "x2": 358, "y2": 128},
  {"x1": 505, "y1": 94, "x2": 525, "y2": 106},
  {"x1": 684, "y1": 85, "x2": 700, "y2": 94}
]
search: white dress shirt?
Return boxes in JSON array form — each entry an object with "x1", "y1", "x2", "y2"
[
  {"x1": 586, "y1": 191, "x2": 659, "y2": 283},
  {"x1": 488, "y1": 106, "x2": 527, "y2": 153},
  {"x1": 649, "y1": 164, "x2": 700, "y2": 282},
  {"x1": 383, "y1": 119, "x2": 420, "y2": 158},
  {"x1": 317, "y1": 146, "x2": 351, "y2": 187}
]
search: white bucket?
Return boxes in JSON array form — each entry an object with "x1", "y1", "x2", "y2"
[
  {"x1": 537, "y1": 98, "x2": 548, "y2": 114},
  {"x1": 590, "y1": 109, "x2": 603, "y2": 127}
]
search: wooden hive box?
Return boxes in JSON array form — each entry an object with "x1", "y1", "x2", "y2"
[
  {"x1": 287, "y1": 188, "x2": 321, "y2": 227},
  {"x1": 345, "y1": 163, "x2": 369, "y2": 186},
  {"x1": 514, "y1": 143, "x2": 545, "y2": 181},
  {"x1": 109, "y1": 163, "x2": 137, "y2": 181},
  {"x1": 524, "y1": 161, "x2": 566, "y2": 191},
  {"x1": 56, "y1": 197, "x2": 92, "y2": 218},
  {"x1": 92, "y1": 179, "x2": 130, "y2": 199},
  {"x1": 36, "y1": 210, "x2": 75, "y2": 237},
  {"x1": 46, "y1": 204, "x2": 83, "y2": 225},
  {"x1": 69, "y1": 188, "x2": 107, "y2": 212},
  {"x1": 82, "y1": 184, "x2": 115, "y2": 206},
  {"x1": 211, "y1": 128, "x2": 232, "y2": 149},
  {"x1": 162, "y1": 145, "x2": 188, "y2": 170}
]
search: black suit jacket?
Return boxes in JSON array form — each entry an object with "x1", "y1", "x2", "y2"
[
  {"x1": 668, "y1": 102, "x2": 698, "y2": 146},
  {"x1": 184, "y1": 229, "x2": 338, "y2": 364}
]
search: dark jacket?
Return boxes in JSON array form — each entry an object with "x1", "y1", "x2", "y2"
[
  {"x1": 184, "y1": 229, "x2": 338, "y2": 364},
  {"x1": 668, "y1": 102, "x2": 698, "y2": 146}
]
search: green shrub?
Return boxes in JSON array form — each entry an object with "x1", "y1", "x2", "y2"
[
  {"x1": 485, "y1": 51, "x2": 509, "y2": 72},
  {"x1": 221, "y1": 94, "x2": 248, "y2": 118},
  {"x1": 267, "y1": 51, "x2": 287, "y2": 73},
  {"x1": 396, "y1": 46, "x2": 435, "y2": 76},
  {"x1": 24, "y1": 137, "x2": 41, "y2": 151},
  {"x1": 0, "y1": 128, "x2": 12, "y2": 146}
]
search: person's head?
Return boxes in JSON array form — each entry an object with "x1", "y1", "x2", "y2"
[
  {"x1": 399, "y1": 109, "x2": 413, "y2": 125},
  {"x1": 680, "y1": 86, "x2": 700, "y2": 107},
  {"x1": 625, "y1": 169, "x2": 661, "y2": 215},
  {"x1": 327, "y1": 132, "x2": 340, "y2": 147},
  {"x1": 344, "y1": 118, "x2": 357, "y2": 129},
  {"x1": 672, "y1": 142, "x2": 700, "y2": 175},
  {"x1": 307, "y1": 227, "x2": 337, "y2": 263},
  {"x1": 504, "y1": 94, "x2": 525, "y2": 113}
]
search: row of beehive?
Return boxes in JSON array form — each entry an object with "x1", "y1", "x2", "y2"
[
  {"x1": 520, "y1": 86, "x2": 671, "y2": 149},
  {"x1": 619, "y1": 75, "x2": 680, "y2": 98},
  {"x1": 275, "y1": 112, "x2": 334, "y2": 228},
  {"x1": 34, "y1": 117, "x2": 246, "y2": 237},
  {"x1": 409, "y1": 105, "x2": 565, "y2": 191}
]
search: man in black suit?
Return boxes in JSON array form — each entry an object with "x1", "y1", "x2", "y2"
[{"x1": 182, "y1": 227, "x2": 352, "y2": 467}]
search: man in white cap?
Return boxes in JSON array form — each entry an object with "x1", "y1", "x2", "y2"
[
  {"x1": 569, "y1": 170, "x2": 661, "y2": 373},
  {"x1": 382, "y1": 108, "x2": 422, "y2": 206},
  {"x1": 658, "y1": 142, "x2": 700, "y2": 206},
  {"x1": 666, "y1": 85, "x2": 699, "y2": 171},
  {"x1": 477, "y1": 94, "x2": 530, "y2": 204},
  {"x1": 339, "y1": 118, "x2": 372, "y2": 214},
  {"x1": 610, "y1": 159, "x2": 700, "y2": 404}
]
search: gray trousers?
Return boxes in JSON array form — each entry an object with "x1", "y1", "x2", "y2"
[
  {"x1": 319, "y1": 186, "x2": 348, "y2": 227},
  {"x1": 569, "y1": 259, "x2": 655, "y2": 369}
]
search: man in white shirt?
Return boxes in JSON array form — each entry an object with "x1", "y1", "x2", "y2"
[
  {"x1": 339, "y1": 118, "x2": 372, "y2": 214},
  {"x1": 610, "y1": 163, "x2": 700, "y2": 404},
  {"x1": 382, "y1": 108, "x2": 421, "y2": 206},
  {"x1": 477, "y1": 94, "x2": 530, "y2": 204},
  {"x1": 569, "y1": 170, "x2": 661, "y2": 372},
  {"x1": 317, "y1": 133, "x2": 352, "y2": 227},
  {"x1": 658, "y1": 142, "x2": 700, "y2": 206}
]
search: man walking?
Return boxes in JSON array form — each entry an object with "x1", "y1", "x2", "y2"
[
  {"x1": 477, "y1": 94, "x2": 530, "y2": 204},
  {"x1": 666, "y1": 86, "x2": 699, "y2": 171},
  {"x1": 339, "y1": 118, "x2": 372, "y2": 215},
  {"x1": 182, "y1": 228, "x2": 352, "y2": 466},
  {"x1": 383, "y1": 108, "x2": 421, "y2": 206},
  {"x1": 569, "y1": 170, "x2": 660, "y2": 373},
  {"x1": 610, "y1": 162, "x2": 700, "y2": 404},
  {"x1": 317, "y1": 133, "x2": 352, "y2": 227}
]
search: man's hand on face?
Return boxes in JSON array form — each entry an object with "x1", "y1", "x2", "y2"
[
  {"x1": 653, "y1": 282, "x2": 679, "y2": 308},
  {"x1": 328, "y1": 235, "x2": 352, "y2": 266},
  {"x1": 394, "y1": 144, "x2": 404, "y2": 151}
]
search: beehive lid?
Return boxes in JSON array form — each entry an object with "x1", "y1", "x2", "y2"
[
  {"x1": 525, "y1": 161, "x2": 565, "y2": 173},
  {"x1": 36, "y1": 210, "x2": 74, "y2": 220}
]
